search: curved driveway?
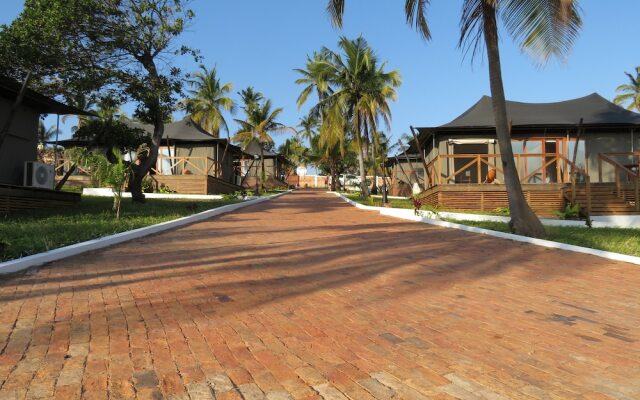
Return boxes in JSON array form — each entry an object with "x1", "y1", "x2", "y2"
[{"x1": 0, "y1": 191, "x2": 638, "y2": 399}]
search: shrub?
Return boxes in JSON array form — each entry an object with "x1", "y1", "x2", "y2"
[
  {"x1": 494, "y1": 207, "x2": 510, "y2": 216},
  {"x1": 554, "y1": 203, "x2": 581, "y2": 220}
]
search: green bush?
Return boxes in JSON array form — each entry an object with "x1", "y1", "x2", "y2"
[{"x1": 554, "y1": 203, "x2": 581, "y2": 220}]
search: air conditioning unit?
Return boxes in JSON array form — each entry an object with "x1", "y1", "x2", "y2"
[{"x1": 24, "y1": 161, "x2": 55, "y2": 189}]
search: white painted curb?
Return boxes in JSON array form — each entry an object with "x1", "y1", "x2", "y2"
[
  {"x1": 83, "y1": 188, "x2": 225, "y2": 200},
  {"x1": 331, "y1": 192, "x2": 640, "y2": 266},
  {"x1": 0, "y1": 191, "x2": 292, "y2": 275}
]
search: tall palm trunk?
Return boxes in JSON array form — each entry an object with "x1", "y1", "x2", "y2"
[
  {"x1": 330, "y1": 162, "x2": 337, "y2": 191},
  {"x1": 482, "y1": 1, "x2": 545, "y2": 238},
  {"x1": 371, "y1": 138, "x2": 379, "y2": 194},
  {"x1": 260, "y1": 145, "x2": 266, "y2": 193},
  {"x1": 356, "y1": 118, "x2": 370, "y2": 197}
]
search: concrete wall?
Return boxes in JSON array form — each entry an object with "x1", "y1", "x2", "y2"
[{"x1": 0, "y1": 97, "x2": 39, "y2": 185}]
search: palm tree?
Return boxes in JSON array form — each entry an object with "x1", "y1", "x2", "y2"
[
  {"x1": 613, "y1": 67, "x2": 640, "y2": 112},
  {"x1": 94, "y1": 98, "x2": 126, "y2": 122},
  {"x1": 37, "y1": 121, "x2": 60, "y2": 143},
  {"x1": 185, "y1": 65, "x2": 235, "y2": 137},
  {"x1": 297, "y1": 114, "x2": 319, "y2": 143},
  {"x1": 278, "y1": 135, "x2": 309, "y2": 178},
  {"x1": 233, "y1": 95, "x2": 294, "y2": 192},
  {"x1": 238, "y1": 87, "x2": 264, "y2": 115},
  {"x1": 185, "y1": 65, "x2": 235, "y2": 175},
  {"x1": 326, "y1": 0, "x2": 582, "y2": 238},
  {"x1": 296, "y1": 36, "x2": 401, "y2": 198},
  {"x1": 62, "y1": 93, "x2": 95, "y2": 132}
]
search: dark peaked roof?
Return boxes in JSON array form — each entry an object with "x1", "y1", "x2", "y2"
[
  {"x1": 426, "y1": 93, "x2": 640, "y2": 131},
  {"x1": 0, "y1": 77, "x2": 95, "y2": 116},
  {"x1": 130, "y1": 117, "x2": 219, "y2": 142}
]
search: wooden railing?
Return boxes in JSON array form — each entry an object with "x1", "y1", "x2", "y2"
[
  {"x1": 53, "y1": 158, "x2": 92, "y2": 176},
  {"x1": 152, "y1": 156, "x2": 220, "y2": 177},
  {"x1": 424, "y1": 153, "x2": 586, "y2": 187},
  {"x1": 423, "y1": 152, "x2": 593, "y2": 215},
  {"x1": 598, "y1": 152, "x2": 639, "y2": 211}
]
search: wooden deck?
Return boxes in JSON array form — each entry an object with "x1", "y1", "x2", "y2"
[
  {"x1": 153, "y1": 175, "x2": 243, "y2": 195},
  {"x1": 0, "y1": 184, "x2": 81, "y2": 212},
  {"x1": 418, "y1": 183, "x2": 639, "y2": 216}
]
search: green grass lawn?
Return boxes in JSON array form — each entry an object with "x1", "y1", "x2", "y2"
[
  {"x1": 342, "y1": 193, "x2": 640, "y2": 257},
  {"x1": 445, "y1": 219, "x2": 640, "y2": 257},
  {"x1": 344, "y1": 193, "x2": 414, "y2": 209},
  {"x1": 0, "y1": 196, "x2": 239, "y2": 262}
]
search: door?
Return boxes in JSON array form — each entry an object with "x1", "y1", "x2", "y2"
[{"x1": 453, "y1": 143, "x2": 488, "y2": 183}]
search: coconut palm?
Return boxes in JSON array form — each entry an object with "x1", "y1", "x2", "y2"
[
  {"x1": 297, "y1": 114, "x2": 318, "y2": 143},
  {"x1": 613, "y1": 67, "x2": 640, "y2": 112},
  {"x1": 185, "y1": 65, "x2": 235, "y2": 137},
  {"x1": 296, "y1": 36, "x2": 401, "y2": 198},
  {"x1": 233, "y1": 96, "x2": 295, "y2": 192},
  {"x1": 278, "y1": 135, "x2": 309, "y2": 177},
  {"x1": 326, "y1": 0, "x2": 582, "y2": 238},
  {"x1": 238, "y1": 87, "x2": 264, "y2": 115},
  {"x1": 94, "y1": 98, "x2": 126, "y2": 122},
  {"x1": 37, "y1": 121, "x2": 60, "y2": 143},
  {"x1": 62, "y1": 93, "x2": 95, "y2": 132}
]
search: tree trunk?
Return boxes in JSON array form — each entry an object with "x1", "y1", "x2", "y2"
[
  {"x1": 482, "y1": 2, "x2": 545, "y2": 238},
  {"x1": 331, "y1": 164, "x2": 337, "y2": 191},
  {"x1": 371, "y1": 137, "x2": 379, "y2": 194},
  {"x1": 130, "y1": 54, "x2": 166, "y2": 203},
  {"x1": 219, "y1": 132, "x2": 231, "y2": 179},
  {"x1": 260, "y1": 146, "x2": 266, "y2": 193},
  {"x1": 357, "y1": 118, "x2": 370, "y2": 197}
]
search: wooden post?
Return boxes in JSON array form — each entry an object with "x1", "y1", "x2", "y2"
[
  {"x1": 598, "y1": 156, "x2": 603, "y2": 183},
  {"x1": 477, "y1": 155, "x2": 481, "y2": 183},
  {"x1": 0, "y1": 72, "x2": 32, "y2": 152},
  {"x1": 635, "y1": 175, "x2": 639, "y2": 211},
  {"x1": 585, "y1": 175, "x2": 592, "y2": 217},
  {"x1": 398, "y1": 139, "x2": 422, "y2": 190},
  {"x1": 409, "y1": 126, "x2": 433, "y2": 188},
  {"x1": 437, "y1": 156, "x2": 442, "y2": 185},
  {"x1": 394, "y1": 156, "x2": 411, "y2": 188}
]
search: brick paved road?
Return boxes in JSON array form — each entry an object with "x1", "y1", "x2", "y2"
[{"x1": 0, "y1": 191, "x2": 638, "y2": 399}]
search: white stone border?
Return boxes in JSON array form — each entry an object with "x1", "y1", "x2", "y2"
[
  {"x1": 0, "y1": 191, "x2": 292, "y2": 275},
  {"x1": 331, "y1": 192, "x2": 640, "y2": 266},
  {"x1": 337, "y1": 192, "x2": 640, "y2": 228},
  {"x1": 83, "y1": 188, "x2": 225, "y2": 200}
]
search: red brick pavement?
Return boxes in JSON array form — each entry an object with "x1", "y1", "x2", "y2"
[{"x1": 0, "y1": 191, "x2": 638, "y2": 399}]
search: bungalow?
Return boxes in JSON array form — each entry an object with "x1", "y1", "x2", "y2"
[
  {"x1": 0, "y1": 77, "x2": 89, "y2": 211},
  {"x1": 240, "y1": 140, "x2": 292, "y2": 190},
  {"x1": 392, "y1": 93, "x2": 640, "y2": 216},
  {"x1": 57, "y1": 117, "x2": 249, "y2": 194},
  {"x1": 132, "y1": 118, "x2": 247, "y2": 194}
]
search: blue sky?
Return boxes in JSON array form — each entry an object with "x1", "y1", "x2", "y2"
[{"x1": 2, "y1": 0, "x2": 639, "y2": 147}]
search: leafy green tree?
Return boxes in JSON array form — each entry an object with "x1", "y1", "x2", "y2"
[
  {"x1": 327, "y1": 0, "x2": 582, "y2": 238},
  {"x1": 278, "y1": 135, "x2": 309, "y2": 178},
  {"x1": 296, "y1": 36, "x2": 400, "y2": 198},
  {"x1": 233, "y1": 91, "x2": 294, "y2": 192},
  {"x1": 309, "y1": 134, "x2": 357, "y2": 191},
  {"x1": 73, "y1": 120, "x2": 151, "y2": 163},
  {"x1": 0, "y1": 0, "x2": 200, "y2": 202},
  {"x1": 67, "y1": 145, "x2": 149, "y2": 218},
  {"x1": 613, "y1": 66, "x2": 640, "y2": 112}
]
